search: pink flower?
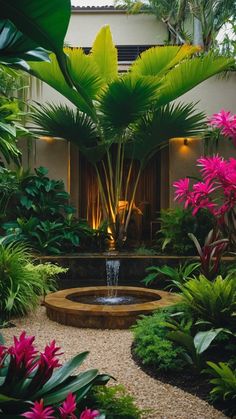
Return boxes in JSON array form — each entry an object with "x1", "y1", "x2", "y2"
[
  {"x1": 29, "y1": 340, "x2": 63, "y2": 392},
  {"x1": 0, "y1": 344, "x2": 6, "y2": 367},
  {"x1": 7, "y1": 331, "x2": 38, "y2": 378},
  {"x1": 80, "y1": 408, "x2": 100, "y2": 419},
  {"x1": 173, "y1": 178, "x2": 190, "y2": 201},
  {"x1": 197, "y1": 155, "x2": 223, "y2": 181},
  {"x1": 59, "y1": 393, "x2": 77, "y2": 419},
  {"x1": 208, "y1": 109, "x2": 236, "y2": 145},
  {"x1": 193, "y1": 180, "x2": 216, "y2": 196},
  {"x1": 21, "y1": 400, "x2": 55, "y2": 419}
]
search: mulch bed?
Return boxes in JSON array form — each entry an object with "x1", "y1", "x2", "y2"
[{"x1": 131, "y1": 342, "x2": 231, "y2": 418}]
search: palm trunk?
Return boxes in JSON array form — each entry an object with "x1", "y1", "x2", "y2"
[{"x1": 193, "y1": 17, "x2": 204, "y2": 47}]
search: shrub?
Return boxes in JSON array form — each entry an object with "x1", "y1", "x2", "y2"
[
  {"x1": 132, "y1": 309, "x2": 187, "y2": 372},
  {"x1": 179, "y1": 275, "x2": 236, "y2": 328},
  {"x1": 157, "y1": 208, "x2": 214, "y2": 255},
  {"x1": 0, "y1": 243, "x2": 63, "y2": 322}
]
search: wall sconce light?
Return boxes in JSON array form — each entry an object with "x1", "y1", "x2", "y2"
[{"x1": 183, "y1": 138, "x2": 189, "y2": 146}]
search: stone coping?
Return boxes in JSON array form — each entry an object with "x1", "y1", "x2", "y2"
[{"x1": 45, "y1": 286, "x2": 180, "y2": 329}]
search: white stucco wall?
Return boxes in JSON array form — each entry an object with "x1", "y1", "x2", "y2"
[{"x1": 66, "y1": 11, "x2": 167, "y2": 46}]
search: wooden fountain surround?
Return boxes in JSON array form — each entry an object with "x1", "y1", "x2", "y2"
[{"x1": 45, "y1": 286, "x2": 180, "y2": 329}]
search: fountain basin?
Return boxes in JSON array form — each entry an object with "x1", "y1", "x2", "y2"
[{"x1": 45, "y1": 286, "x2": 180, "y2": 329}]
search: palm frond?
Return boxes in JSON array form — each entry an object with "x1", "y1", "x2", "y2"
[
  {"x1": 156, "y1": 54, "x2": 234, "y2": 107},
  {"x1": 90, "y1": 25, "x2": 118, "y2": 84},
  {"x1": 31, "y1": 104, "x2": 107, "y2": 164},
  {"x1": 99, "y1": 75, "x2": 160, "y2": 137},
  {"x1": 29, "y1": 52, "x2": 97, "y2": 119},
  {"x1": 125, "y1": 102, "x2": 205, "y2": 164},
  {"x1": 131, "y1": 44, "x2": 200, "y2": 77},
  {"x1": 32, "y1": 103, "x2": 97, "y2": 147}
]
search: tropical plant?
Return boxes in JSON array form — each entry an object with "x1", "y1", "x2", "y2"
[
  {"x1": 0, "y1": 242, "x2": 57, "y2": 322},
  {"x1": 116, "y1": 0, "x2": 236, "y2": 51},
  {"x1": 0, "y1": 331, "x2": 110, "y2": 416},
  {"x1": 174, "y1": 155, "x2": 236, "y2": 250},
  {"x1": 0, "y1": 0, "x2": 71, "y2": 82},
  {"x1": 29, "y1": 26, "x2": 233, "y2": 246},
  {"x1": 206, "y1": 361, "x2": 236, "y2": 416},
  {"x1": 157, "y1": 208, "x2": 214, "y2": 255},
  {"x1": 189, "y1": 230, "x2": 229, "y2": 280},
  {"x1": 179, "y1": 274, "x2": 236, "y2": 328},
  {"x1": 0, "y1": 92, "x2": 30, "y2": 164},
  {"x1": 142, "y1": 261, "x2": 200, "y2": 287},
  {"x1": 17, "y1": 166, "x2": 75, "y2": 220},
  {"x1": 166, "y1": 316, "x2": 224, "y2": 369}
]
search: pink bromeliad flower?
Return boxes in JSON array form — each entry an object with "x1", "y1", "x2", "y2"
[
  {"x1": 208, "y1": 109, "x2": 236, "y2": 146},
  {"x1": 59, "y1": 393, "x2": 77, "y2": 419},
  {"x1": 7, "y1": 331, "x2": 38, "y2": 377},
  {"x1": 0, "y1": 344, "x2": 6, "y2": 368},
  {"x1": 21, "y1": 400, "x2": 55, "y2": 419},
  {"x1": 80, "y1": 408, "x2": 100, "y2": 419},
  {"x1": 197, "y1": 155, "x2": 224, "y2": 181},
  {"x1": 174, "y1": 155, "x2": 236, "y2": 219},
  {"x1": 29, "y1": 340, "x2": 63, "y2": 392}
]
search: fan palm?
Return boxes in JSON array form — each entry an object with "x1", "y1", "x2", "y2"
[{"x1": 29, "y1": 26, "x2": 233, "y2": 246}]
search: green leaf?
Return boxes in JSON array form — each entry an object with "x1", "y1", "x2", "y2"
[
  {"x1": 42, "y1": 369, "x2": 99, "y2": 405},
  {"x1": 35, "y1": 351, "x2": 89, "y2": 397},
  {"x1": 194, "y1": 328, "x2": 223, "y2": 355},
  {"x1": 0, "y1": 0, "x2": 71, "y2": 83},
  {"x1": 29, "y1": 54, "x2": 97, "y2": 119},
  {"x1": 99, "y1": 75, "x2": 159, "y2": 136},
  {"x1": 131, "y1": 45, "x2": 200, "y2": 77},
  {"x1": 155, "y1": 55, "x2": 234, "y2": 107},
  {"x1": 90, "y1": 25, "x2": 118, "y2": 84},
  {"x1": 125, "y1": 102, "x2": 205, "y2": 164},
  {"x1": 0, "y1": 20, "x2": 50, "y2": 69}
]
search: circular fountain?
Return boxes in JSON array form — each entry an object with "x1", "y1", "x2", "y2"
[
  {"x1": 45, "y1": 258, "x2": 180, "y2": 329},
  {"x1": 45, "y1": 286, "x2": 180, "y2": 329}
]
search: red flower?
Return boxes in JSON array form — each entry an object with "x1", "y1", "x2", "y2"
[
  {"x1": 59, "y1": 393, "x2": 77, "y2": 419},
  {"x1": 80, "y1": 408, "x2": 100, "y2": 419},
  {"x1": 21, "y1": 400, "x2": 55, "y2": 419}
]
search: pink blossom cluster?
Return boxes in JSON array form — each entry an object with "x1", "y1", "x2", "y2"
[
  {"x1": 173, "y1": 155, "x2": 236, "y2": 219},
  {"x1": 208, "y1": 109, "x2": 236, "y2": 146},
  {"x1": 3, "y1": 331, "x2": 62, "y2": 390},
  {"x1": 21, "y1": 395, "x2": 100, "y2": 419}
]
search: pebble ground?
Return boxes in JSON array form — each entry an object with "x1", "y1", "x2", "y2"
[{"x1": 2, "y1": 307, "x2": 227, "y2": 419}]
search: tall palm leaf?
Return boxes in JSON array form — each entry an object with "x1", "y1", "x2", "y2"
[
  {"x1": 98, "y1": 75, "x2": 160, "y2": 137},
  {"x1": 31, "y1": 104, "x2": 107, "y2": 164},
  {"x1": 125, "y1": 102, "x2": 205, "y2": 166}
]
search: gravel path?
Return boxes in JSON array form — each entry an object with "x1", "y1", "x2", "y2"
[{"x1": 2, "y1": 307, "x2": 226, "y2": 419}]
